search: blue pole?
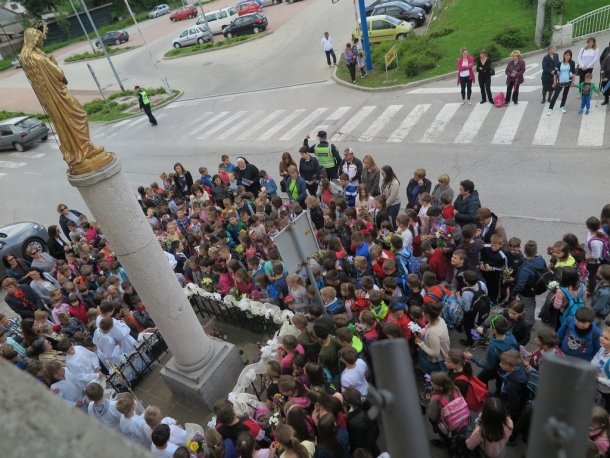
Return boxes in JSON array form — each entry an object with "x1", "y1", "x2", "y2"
[{"x1": 357, "y1": 0, "x2": 373, "y2": 71}]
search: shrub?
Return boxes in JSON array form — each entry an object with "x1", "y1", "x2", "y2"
[
  {"x1": 493, "y1": 27, "x2": 527, "y2": 50},
  {"x1": 474, "y1": 44, "x2": 503, "y2": 62},
  {"x1": 401, "y1": 54, "x2": 437, "y2": 77},
  {"x1": 429, "y1": 27, "x2": 454, "y2": 39}
]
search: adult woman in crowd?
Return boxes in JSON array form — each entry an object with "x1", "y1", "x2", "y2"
[
  {"x1": 1, "y1": 277, "x2": 43, "y2": 319},
  {"x1": 279, "y1": 152, "x2": 298, "y2": 192},
  {"x1": 361, "y1": 154, "x2": 380, "y2": 197},
  {"x1": 57, "y1": 203, "x2": 83, "y2": 239},
  {"x1": 344, "y1": 42, "x2": 357, "y2": 84},
  {"x1": 286, "y1": 165, "x2": 307, "y2": 208},
  {"x1": 379, "y1": 165, "x2": 401, "y2": 225},
  {"x1": 172, "y1": 162, "x2": 194, "y2": 199},
  {"x1": 28, "y1": 336, "x2": 65, "y2": 366},
  {"x1": 457, "y1": 48, "x2": 475, "y2": 104},
  {"x1": 548, "y1": 49, "x2": 576, "y2": 115},
  {"x1": 406, "y1": 168, "x2": 432, "y2": 211},
  {"x1": 541, "y1": 45, "x2": 559, "y2": 103},
  {"x1": 476, "y1": 49, "x2": 494, "y2": 104},
  {"x1": 2, "y1": 254, "x2": 31, "y2": 284},
  {"x1": 504, "y1": 50, "x2": 526, "y2": 105},
  {"x1": 416, "y1": 302, "x2": 450, "y2": 374},
  {"x1": 46, "y1": 225, "x2": 69, "y2": 261},
  {"x1": 235, "y1": 157, "x2": 261, "y2": 195},
  {"x1": 430, "y1": 174, "x2": 454, "y2": 208},
  {"x1": 27, "y1": 246, "x2": 56, "y2": 273},
  {"x1": 28, "y1": 268, "x2": 61, "y2": 307},
  {"x1": 577, "y1": 37, "x2": 599, "y2": 84},
  {"x1": 298, "y1": 146, "x2": 320, "y2": 196}
]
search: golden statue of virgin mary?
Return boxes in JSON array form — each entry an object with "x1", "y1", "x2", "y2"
[{"x1": 20, "y1": 22, "x2": 114, "y2": 175}]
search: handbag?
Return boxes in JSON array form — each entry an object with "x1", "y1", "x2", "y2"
[
  {"x1": 280, "y1": 177, "x2": 287, "y2": 193},
  {"x1": 489, "y1": 67, "x2": 495, "y2": 76}
]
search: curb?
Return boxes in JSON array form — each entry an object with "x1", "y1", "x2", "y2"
[
  {"x1": 331, "y1": 46, "x2": 552, "y2": 92},
  {"x1": 62, "y1": 45, "x2": 142, "y2": 65},
  {"x1": 96, "y1": 90, "x2": 184, "y2": 125},
  {"x1": 162, "y1": 31, "x2": 273, "y2": 60}
]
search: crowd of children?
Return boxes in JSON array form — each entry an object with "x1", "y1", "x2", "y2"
[{"x1": 2, "y1": 152, "x2": 610, "y2": 457}]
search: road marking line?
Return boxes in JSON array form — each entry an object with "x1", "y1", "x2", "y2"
[
  {"x1": 238, "y1": 109, "x2": 286, "y2": 140},
  {"x1": 387, "y1": 104, "x2": 431, "y2": 143},
  {"x1": 279, "y1": 108, "x2": 328, "y2": 141},
  {"x1": 196, "y1": 111, "x2": 247, "y2": 140},
  {"x1": 23, "y1": 171, "x2": 43, "y2": 176},
  {"x1": 112, "y1": 118, "x2": 135, "y2": 128},
  {"x1": 420, "y1": 103, "x2": 461, "y2": 143},
  {"x1": 331, "y1": 106, "x2": 376, "y2": 142},
  {"x1": 308, "y1": 106, "x2": 351, "y2": 139},
  {"x1": 9, "y1": 152, "x2": 46, "y2": 159},
  {"x1": 217, "y1": 110, "x2": 265, "y2": 140},
  {"x1": 258, "y1": 109, "x2": 306, "y2": 141},
  {"x1": 0, "y1": 161, "x2": 26, "y2": 168},
  {"x1": 492, "y1": 102, "x2": 528, "y2": 145},
  {"x1": 577, "y1": 107, "x2": 606, "y2": 146},
  {"x1": 184, "y1": 111, "x2": 213, "y2": 128},
  {"x1": 532, "y1": 110, "x2": 562, "y2": 145},
  {"x1": 454, "y1": 102, "x2": 493, "y2": 143},
  {"x1": 358, "y1": 105, "x2": 403, "y2": 142},
  {"x1": 126, "y1": 116, "x2": 150, "y2": 128},
  {"x1": 189, "y1": 111, "x2": 229, "y2": 136},
  {"x1": 408, "y1": 86, "x2": 540, "y2": 94}
]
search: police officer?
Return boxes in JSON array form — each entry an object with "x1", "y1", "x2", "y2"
[
  {"x1": 303, "y1": 130, "x2": 341, "y2": 180},
  {"x1": 135, "y1": 85, "x2": 157, "y2": 126}
]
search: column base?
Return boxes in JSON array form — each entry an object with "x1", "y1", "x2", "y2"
[{"x1": 160, "y1": 338, "x2": 243, "y2": 410}]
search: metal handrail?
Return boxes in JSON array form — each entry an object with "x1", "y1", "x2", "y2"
[{"x1": 568, "y1": 5, "x2": 610, "y2": 39}]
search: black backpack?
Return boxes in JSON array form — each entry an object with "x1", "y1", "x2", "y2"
[
  {"x1": 533, "y1": 269, "x2": 557, "y2": 295},
  {"x1": 464, "y1": 282, "x2": 491, "y2": 326}
]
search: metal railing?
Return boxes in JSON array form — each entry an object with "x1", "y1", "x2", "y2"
[{"x1": 568, "y1": 5, "x2": 610, "y2": 40}]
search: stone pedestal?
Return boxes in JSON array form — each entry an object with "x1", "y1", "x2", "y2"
[{"x1": 68, "y1": 157, "x2": 241, "y2": 408}]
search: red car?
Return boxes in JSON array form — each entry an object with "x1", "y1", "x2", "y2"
[
  {"x1": 170, "y1": 5, "x2": 198, "y2": 21},
  {"x1": 236, "y1": 1, "x2": 263, "y2": 16}
]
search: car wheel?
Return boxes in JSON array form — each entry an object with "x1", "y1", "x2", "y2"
[
  {"x1": 226, "y1": 32, "x2": 233, "y2": 38},
  {"x1": 409, "y1": 19, "x2": 417, "y2": 28},
  {"x1": 23, "y1": 237, "x2": 47, "y2": 260},
  {"x1": 171, "y1": 17, "x2": 176, "y2": 21},
  {"x1": 41, "y1": 135, "x2": 48, "y2": 142},
  {"x1": 174, "y1": 42, "x2": 181, "y2": 49},
  {"x1": 13, "y1": 142, "x2": 25, "y2": 152},
  {"x1": 115, "y1": 39, "x2": 121, "y2": 45},
  {"x1": 396, "y1": 33, "x2": 406, "y2": 40},
  {"x1": 197, "y1": 37, "x2": 204, "y2": 44},
  {"x1": 253, "y1": 27, "x2": 260, "y2": 34}
]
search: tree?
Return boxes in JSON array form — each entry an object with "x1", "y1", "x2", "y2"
[{"x1": 22, "y1": 0, "x2": 62, "y2": 17}]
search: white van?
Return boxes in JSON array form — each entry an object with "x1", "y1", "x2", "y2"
[{"x1": 196, "y1": 7, "x2": 237, "y2": 35}]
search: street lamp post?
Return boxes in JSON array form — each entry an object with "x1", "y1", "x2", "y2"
[
  {"x1": 67, "y1": 0, "x2": 97, "y2": 54},
  {"x1": 79, "y1": 0, "x2": 125, "y2": 91}
]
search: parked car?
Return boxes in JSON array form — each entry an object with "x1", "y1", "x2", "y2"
[
  {"x1": 352, "y1": 15, "x2": 413, "y2": 43},
  {"x1": 170, "y1": 4, "x2": 198, "y2": 21},
  {"x1": 0, "y1": 222, "x2": 48, "y2": 278},
  {"x1": 149, "y1": 4, "x2": 170, "y2": 18},
  {"x1": 11, "y1": 56, "x2": 20, "y2": 69},
  {"x1": 196, "y1": 6, "x2": 237, "y2": 35},
  {"x1": 367, "y1": 0, "x2": 433, "y2": 13},
  {"x1": 95, "y1": 30, "x2": 129, "y2": 47},
  {"x1": 0, "y1": 117, "x2": 49, "y2": 152},
  {"x1": 223, "y1": 12, "x2": 268, "y2": 38},
  {"x1": 172, "y1": 26, "x2": 214, "y2": 48},
  {"x1": 236, "y1": 1, "x2": 263, "y2": 16},
  {"x1": 370, "y1": 1, "x2": 426, "y2": 27}
]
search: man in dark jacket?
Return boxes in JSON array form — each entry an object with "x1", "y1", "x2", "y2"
[
  {"x1": 135, "y1": 85, "x2": 157, "y2": 126},
  {"x1": 340, "y1": 148, "x2": 363, "y2": 186},
  {"x1": 303, "y1": 130, "x2": 342, "y2": 180},
  {"x1": 234, "y1": 157, "x2": 261, "y2": 195},
  {"x1": 298, "y1": 148, "x2": 321, "y2": 196},
  {"x1": 453, "y1": 179, "x2": 481, "y2": 226},
  {"x1": 600, "y1": 52, "x2": 610, "y2": 105},
  {"x1": 510, "y1": 240, "x2": 547, "y2": 328},
  {"x1": 477, "y1": 207, "x2": 506, "y2": 244}
]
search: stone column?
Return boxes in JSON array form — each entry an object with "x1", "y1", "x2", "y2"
[{"x1": 68, "y1": 157, "x2": 242, "y2": 408}]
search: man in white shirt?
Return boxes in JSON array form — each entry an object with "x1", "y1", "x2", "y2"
[
  {"x1": 339, "y1": 346, "x2": 369, "y2": 397},
  {"x1": 151, "y1": 424, "x2": 178, "y2": 458},
  {"x1": 116, "y1": 393, "x2": 151, "y2": 448},
  {"x1": 321, "y1": 32, "x2": 337, "y2": 67}
]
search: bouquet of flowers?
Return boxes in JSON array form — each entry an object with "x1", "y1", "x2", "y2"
[
  {"x1": 547, "y1": 280, "x2": 560, "y2": 292},
  {"x1": 433, "y1": 223, "x2": 455, "y2": 248},
  {"x1": 201, "y1": 277, "x2": 214, "y2": 293},
  {"x1": 229, "y1": 287, "x2": 242, "y2": 301},
  {"x1": 501, "y1": 267, "x2": 514, "y2": 282},
  {"x1": 186, "y1": 432, "x2": 205, "y2": 457}
]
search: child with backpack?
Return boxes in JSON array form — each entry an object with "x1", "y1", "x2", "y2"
[
  {"x1": 592, "y1": 325, "x2": 610, "y2": 411},
  {"x1": 589, "y1": 407, "x2": 610, "y2": 457},
  {"x1": 445, "y1": 349, "x2": 488, "y2": 413},
  {"x1": 465, "y1": 398, "x2": 513, "y2": 457},
  {"x1": 478, "y1": 300, "x2": 531, "y2": 348},
  {"x1": 558, "y1": 306, "x2": 601, "y2": 362},
  {"x1": 593, "y1": 265, "x2": 610, "y2": 323},
  {"x1": 460, "y1": 270, "x2": 490, "y2": 346},
  {"x1": 586, "y1": 216, "x2": 610, "y2": 296},
  {"x1": 553, "y1": 266, "x2": 585, "y2": 330},
  {"x1": 428, "y1": 372, "x2": 471, "y2": 449},
  {"x1": 525, "y1": 329, "x2": 564, "y2": 370}
]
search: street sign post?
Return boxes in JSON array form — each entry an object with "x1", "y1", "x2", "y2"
[
  {"x1": 357, "y1": 0, "x2": 373, "y2": 71},
  {"x1": 384, "y1": 45, "x2": 397, "y2": 80}
]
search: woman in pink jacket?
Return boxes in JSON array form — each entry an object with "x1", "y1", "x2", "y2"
[{"x1": 457, "y1": 48, "x2": 475, "y2": 104}]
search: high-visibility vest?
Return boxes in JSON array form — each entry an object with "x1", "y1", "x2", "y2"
[
  {"x1": 140, "y1": 90, "x2": 150, "y2": 105},
  {"x1": 288, "y1": 179, "x2": 299, "y2": 200},
  {"x1": 314, "y1": 144, "x2": 334, "y2": 169}
]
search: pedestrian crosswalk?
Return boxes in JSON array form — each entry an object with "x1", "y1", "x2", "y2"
[{"x1": 92, "y1": 100, "x2": 610, "y2": 148}]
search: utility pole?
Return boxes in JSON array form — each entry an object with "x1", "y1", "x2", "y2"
[
  {"x1": 357, "y1": 0, "x2": 372, "y2": 71},
  {"x1": 535, "y1": 0, "x2": 547, "y2": 46},
  {"x1": 79, "y1": 0, "x2": 125, "y2": 91},
  {"x1": 67, "y1": 0, "x2": 96, "y2": 54}
]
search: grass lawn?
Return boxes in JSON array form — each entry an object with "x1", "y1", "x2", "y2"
[
  {"x1": 563, "y1": 0, "x2": 609, "y2": 22},
  {"x1": 164, "y1": 32, "x2": 270, "y2": 58},
  {"x1": 84, "y1": 88, "x2": 180, "y2": 122},
  {"x1": 64, "y1": 46, "x2": 135, "y2": 63},
  {"x1": 0, "y1": 111, "x2": 48, "y2": 122}
]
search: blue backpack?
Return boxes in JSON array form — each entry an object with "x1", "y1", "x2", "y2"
[
  {"x1": 395, "y1": 248, "x2": 421, "y2": 277},
  {"x1": 559, "y1": 284, "x2": 584, "y2": 325},
  {"x1": 425, "y1": 286, "x2": 463, "y2": 330}
]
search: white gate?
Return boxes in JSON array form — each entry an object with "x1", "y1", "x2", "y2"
[{"x1": 568, "y1": 5, "x2": 610, "y2": 40}]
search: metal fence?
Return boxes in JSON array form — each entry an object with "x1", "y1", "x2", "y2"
[
  {"x1": 568, "y1": 5, "x2": 610, "y2": 40},
  {"x1": 189, "y1": 293, "x2": 279, "y2": 338}
]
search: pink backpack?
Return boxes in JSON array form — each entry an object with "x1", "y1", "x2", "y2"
[
  {"x1": 494, "y1": 92, "x2": 506, "y2": 107},
  {"x1": 434, "y1": 391, "x2": 470, "y2": 434}
]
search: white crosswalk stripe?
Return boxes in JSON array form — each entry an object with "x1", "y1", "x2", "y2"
[
  {"x1": 310, "y1": 106, "x2": 351, "y2": 138},
  {"x1": 9, "y1": 152, "x2": 46, "y2": 159},
  {"x1": 196, "y1": 111, "x2": 247, "y2": 140},
  {"x1": 0, "y1": 161, "x2": 26, "y2": 168},
  {"x1": 217, "y1": 110, "x2": 265, "y2": 140},
  {"x1": 387, "y1": 104, "x2": 431, "y2": 143},
  {"x1": 454, "y1": 102, "x2": 493, "y2": 143},
  {"x1": 279, "y1": 108, "x2": 328, "y2": 141},
  {"x1": 358, "y1": 105, "x2": 402, "y2": 142},
  {"x1": 331, "y1": 106, "x2": 376, "y2": 142},
  {"x1": 532, "y1": 110, "x2": 562, "y2": 145},
  {"x1": 237, "y1": 109, "x2": 286, "y2": 140},
  {"x1": 420, "y1": 103, "x2": 461, "y2": 143},
  {"x1": 189, "y1": 111, "x2": 229, "y2": 136},
  {"x1": 184, "y1": 112, "x2": 214, "y2": 128},
  {"x1": 258, "y1": 109, "x2": 306, "y2": 141},
  {"x1": 577, "y1": 108, "x2": 606, "y2": 147},
  {"x1": 492, "y1": 102, "x2": 528, "y2": 144}
]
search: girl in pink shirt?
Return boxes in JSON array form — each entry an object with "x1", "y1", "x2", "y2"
[
  {"x1": 466, "y1": 397, "x2": 513, "y2": 457},
  {"x1": 590, "y1": 407, "x2": 610, "y2": 456}
]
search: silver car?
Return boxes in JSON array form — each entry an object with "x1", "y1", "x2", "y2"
[
  {"x1": 0, "y1": 222, "x2": 48, "y2": 279},
  {"x1": 149, "y1": 4, "x2": 170, "y2": 18},
  {"x1": 172, "y1": 26, "x2": 214, "y2": 48},
  {"x1": 0, "y1": 116, "x2": 49, "y2": 152}
]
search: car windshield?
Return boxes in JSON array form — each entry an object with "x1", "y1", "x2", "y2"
[
  {"x1": 385, "y1": 15, "x2": 402, "y2": 25},
  {"x1": 15, "y1": 118, "x2": 40, "y2": 130}
]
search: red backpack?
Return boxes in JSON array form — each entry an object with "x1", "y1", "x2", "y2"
[{"x1": 455, "y1": 374, "x2": 488, "y2": 412}]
